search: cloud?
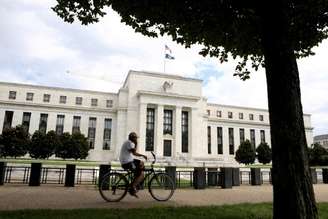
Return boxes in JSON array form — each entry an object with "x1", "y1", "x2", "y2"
[{"x1": 0, "y1": 0, "x2": 327, "y2": 136}]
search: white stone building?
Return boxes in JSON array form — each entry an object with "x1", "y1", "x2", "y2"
[
  {"x1": 0, "y1": 70, "x2": 313, "y2": 166},
  {"x1": 314, "y1": 134, "x2": 328, "y2": 149}
]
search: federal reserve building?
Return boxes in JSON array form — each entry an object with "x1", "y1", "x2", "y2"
[{"x1": 0, "y1": 70, "x2": 313, "y2": 166}]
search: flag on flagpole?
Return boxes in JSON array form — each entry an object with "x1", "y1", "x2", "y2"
[{"x1": 164, "y1": 44, "x2": 175, "y2": 60}]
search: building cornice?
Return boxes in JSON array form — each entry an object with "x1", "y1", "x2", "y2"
[
  {"x1": 0, "y1": 100, "x2": 117, "y2": 114},
  {"x1": 137, "y1": 90, "x2": 201, "y2": 101},
  {"x1": 0, "y1": 81, "x2": 118, "y2": 96}
]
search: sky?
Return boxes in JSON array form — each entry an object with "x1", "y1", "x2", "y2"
[{"x1": 1, "y1": 0, "x2": 328, "y2": 136}]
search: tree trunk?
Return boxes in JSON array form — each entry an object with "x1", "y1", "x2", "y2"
[{"x1": 258, "y1": 1, "x2": 318, "y2": 219}]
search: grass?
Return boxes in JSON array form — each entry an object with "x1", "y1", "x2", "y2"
[{"x1": 0, "y1": 203, "x2": 328, "y2": 219}]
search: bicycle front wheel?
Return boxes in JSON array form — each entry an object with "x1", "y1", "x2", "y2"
[
  {"x1": 99, "y1": 172, "x2": 128, "y2": 202},
  {"x1": 148, "y1": 173, "x2": 175, "y2": 201}
]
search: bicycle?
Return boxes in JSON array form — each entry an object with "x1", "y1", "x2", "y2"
[{"x1": 99, "y1": 152, "x2": 175, "y2": 202}]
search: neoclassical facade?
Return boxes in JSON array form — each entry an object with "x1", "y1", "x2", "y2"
[{"x1": 0, "y1": 70, "x2": 313, "y2": 166}]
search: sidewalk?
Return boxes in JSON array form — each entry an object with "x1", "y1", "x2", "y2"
[{"x1": 1, "y1": 184, "x2": 328, "y2": 210}]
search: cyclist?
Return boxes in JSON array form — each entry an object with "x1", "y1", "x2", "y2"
[{"x1": 119, "y1": 132, "x2": 147, "y2": 198}]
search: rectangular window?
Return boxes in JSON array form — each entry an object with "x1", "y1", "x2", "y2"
[
  {"x1": 146, "y1": 108, "x2": 155, "y2": 151},
  {"x1": 76, "y1": 97, "x2": 82, "y2": 105},
  {"x1": 26, "y1": 92, "x2": 34, "y2": 101},
  {"x1": 163, "y1": 109, "x2": 173, "y2": 135},
  {"x1": 3, "y1": 111, "x2": 14, "y2": 131},
  {"x1": 72, "y1": 116, "x2": 81, "y2": 134},
  {"x1": 43, "y1": 94, "x2": 50, "y2": 103},
  {"x1": 240, "y1": 128, "x2": 245, "y2": 144},
  {"x1": 259, "y1": 115, "x2": 264, "y2": 121},
  {"x1": 59, "y1": 95, "x2": 67, "y2": 104},
  {"x1": 217, "y1": 127, "x2": 223, "y2": 154},
  {"x1": 91, "y1": 98, "x2": 98, "y2": 107},
  {"x1": 260, "y1": 130, "x2": 266, "y2": 143},
  {"x1": 88, "y1": 117, "x2": 97, "y2": 149},
  {"x1": 217, "y1": 110, "x2": 222, "y2": 117},
  {"x1": 56, "y1": 115, "x2": 65, "y2": 135},
  {"x1": 163, "y1": 140, "x2": 172, "y2": 157},
  {"x1": 39, "y1": 113, "x2": 48, "y2": 134},
  {"x1": 239, "y1": 113, "x2": 244, "y2": 119},
  {"x1": 182, "y1": 111, "x2": 189, "y2": 153},
  {"x1": 250, "y1": 129, "x2": 256, "y2": 149},
  {"x1": 249, "y1": 114, "x2": 254, "y2": 120},
  {"x1": 106, "y1": 100, "x2": 113, "y2": 108},
  {"x1": 103, "y1": 118, "x2": 112, "y2": 150},
  {"x1": 208, "y1": 126, "x2": 211, "y2": 154},
  {"x1": 9, "y1": 91, "x2": 16, "y2": 100},
  {"x1": 22, "y1": 112, "x2": 31, "y2": 133},
  {"x1": 228, "y1": 112, "x2": 233, "y2": 119},
  {"x1": 229, "y1": 128, "x2": 234, "y2": 155},
  {"x1": 207, "y1": 110, "x2": 211, "y2": 116}
]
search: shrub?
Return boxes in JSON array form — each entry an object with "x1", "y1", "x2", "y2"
[
  {"x1": 309, "y1": 143, "x2": 328, "y2": 166},
  {"x1": 29, "y1": 130, "x2": 59, "y2": 159},
  {"x1": 256, "y1": 142, "x2": 272, "y2": 164},
  {"x1": 55, "y1": 132, "x2": 71, "y2": 159},
  {"x1": 0, "y1": 126, "x2": 30, "y2": 158},
  {"x1": 235, "y1": 140, "x2": 256, "y2": 165},
  {"x1": 70, "y1": 132, "x2": 89, "y2": 160}
]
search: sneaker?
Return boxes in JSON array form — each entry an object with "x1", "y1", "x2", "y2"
[{"x1": 128, "y1": 187, "x2": 139, "y2": 198}]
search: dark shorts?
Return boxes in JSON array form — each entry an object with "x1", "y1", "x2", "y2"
[{"x1": 121, "y1": 159, "x2": 143, "y2": 176}]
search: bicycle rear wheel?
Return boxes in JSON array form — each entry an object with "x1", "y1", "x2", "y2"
[
  {"x1": 149, "y1": 173, "x2": 175, "y2": 201},
  {"x1": 99, "y1": 172, "x2": 128, "y2": 202}
]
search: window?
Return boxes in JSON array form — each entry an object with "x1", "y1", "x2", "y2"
[
  {"x1": 3, "y1": 111, "x2": 13, "y2": 132},
  {"x1": 228, "y1": 112, "x2": 233, "y2": 119},
  {"x1": 229, "y1": 128, "x2": 234, "y2": 154},
  {"x1": 163, "y1": 109, "x2": 173, "y2": 135},
  {"x1": 59, "y1": 96, "x2": 67, "y2": 104},
  {"x1": 39, "y1": 113, "x2": 48, "y2": 134},
  {"x1": 146, "y1": 108, "x2": 155, "y2": 151},
  {"x1": 250, "y1": 129, "x2": 256, "y2": 149},
  {"x1": 163, "y1": 140, "x2": 172, "y2": 157},
  {"x1": 239, "y1": 113, "x2": 244, "y2": 119},
  {"x1": 240, "y1": 128, "x2": 245, "y2": 144},
  {"x1": 260, "y1": 130, "x2": 266, "y2": 143},
  {"x1": 9, "y1": 91, "x2": 16, "y2": 100},
  {"x1": 249, "y1": 114, "x2": 254, "y2": 120},
  {"x1": 22, "y1": 112, "x2": 31, "y2": 133},
  {"x1": 182, "y1": 111, "x2": 189, "y2": 153},
  {"x1": 106, "y1": 100, "x2": 113, "y2": 108},
  {"x1": 72, "y1": 116, "x2": 81, "y2": 134},
  {"x1": 26, "y1": 92, "x2": 34, "y2": 101},
  {"x1": 91, "y1": 98, "x2": 98, "y2": 107},
  {"x1": 56, "y1": 115, "x2": 65, "y2": 135},
  {"x1": 88, "y1": 117, "x2": 97, "y2": 149},
  {"x1": 217, "y1": 127, "x2": 223, "y2": 154},
  {"x1": 103, "y1": 118, "x2": 112, "y2": 150},
  {"x1": 217, "y1": 110, "x2": 222, "y2": 117},
  {"x1": 207, "y1": 110, "x2": 211, "y2": 116},
  {"x1": 207, "y1": 126, "x2": 211, "y2": 154},
  {"x1": 76, "y1": 97, "x2": 82, "y2": 105},
  {"x1": 43, "y1": 94, "x2": 50, "y2": 103},
  {"x1": 259, "y1": 115, "x2": 264, "y2": 121}
]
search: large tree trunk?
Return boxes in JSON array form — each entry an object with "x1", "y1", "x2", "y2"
[{"x1": 258, "y1": 1, "x2": 318, "y2": 219}]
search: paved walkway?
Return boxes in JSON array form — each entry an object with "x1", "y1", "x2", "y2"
[{"x1": 1, "y1": 184, "x2": 328, "y2": 210}]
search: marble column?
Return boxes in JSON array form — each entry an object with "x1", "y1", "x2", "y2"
[
  {"x1": 155, "y1": 105, "x2": 163, "y2": 157},
  {"x1": 174, "y1": 106, "x2": 182, "y2": 158},
  {"x1": 138, "y1": 103, "x2": 147, "y2": 154}
]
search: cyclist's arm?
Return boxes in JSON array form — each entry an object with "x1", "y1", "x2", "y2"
[{"x1": 130, "y1": 148, "x2": 147, "y2": 160}]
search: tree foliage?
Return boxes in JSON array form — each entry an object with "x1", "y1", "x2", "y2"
[
  {"x1": 55, "y1": 132, "x2": 89, "y2": 160},
  {"x1": 0, "y1": 126, "x2": 30, "y2": 158},
  {"x1": 256, "y1": 142, "x2": 272, "y2": 164},
  {"x1": 308, "y1": 143, "x2": 328, "y2": 166},
  {"x1": 52, "y1": 0, "x2": 328, "y2": 80},
  {"x1": 235, "y1": 140, "x2": 256, "y2": 165},
  {"x1": 29, "y1": 130, "x2": 59, "y2": 159}
]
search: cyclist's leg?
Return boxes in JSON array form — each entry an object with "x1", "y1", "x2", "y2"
[{"x1": 131, "y1": 159, "x2": 144, "y2": 190}]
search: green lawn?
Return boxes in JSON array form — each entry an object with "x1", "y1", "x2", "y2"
[{"x1": 0, "y1": 203, "x2": 327, "y2": 219}]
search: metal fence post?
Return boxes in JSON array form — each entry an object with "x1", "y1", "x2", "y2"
[
  {"x1": 251, "y1": 168, "x2": 262, "y2": 185},
  {"x1": 193, "y1": 167, "x2": 206, "y2": 189},
  {"x1": 220, "y1": 167, "x2": 233, "y2": 189},
  {"x1": 311, "y1": 168, "x2": 317, "y2": 184},
  {"x1": 65, "y1": 164, "x2": 76, "y2": 187},
  {"x1": 98, "y1": 164, "x2": 111, "y2": 188},
  {"x1": 0, "y1": 162, "x2": 6, "y2": 185},
  {"x1": 29, "y1": 163, "x2": 42, "y2": 186},
  {"x1": 165, "y1": 166, "x2": 176, "y2": 187},
  {"x1": 232, "y1": 168, "x2": 240, "y2": 186},
  {"x1": 323, "y1": 168, "x2": 328, "y2": 184}
]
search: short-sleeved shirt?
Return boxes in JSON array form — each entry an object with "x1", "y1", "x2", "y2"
[{"x1": 119, "y1": 140, "x2": 135, "y2": 164}]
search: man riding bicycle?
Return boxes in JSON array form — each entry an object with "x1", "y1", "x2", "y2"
[{"x1": 119, "y1": 132, "x2": 147, "y2": 197}]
